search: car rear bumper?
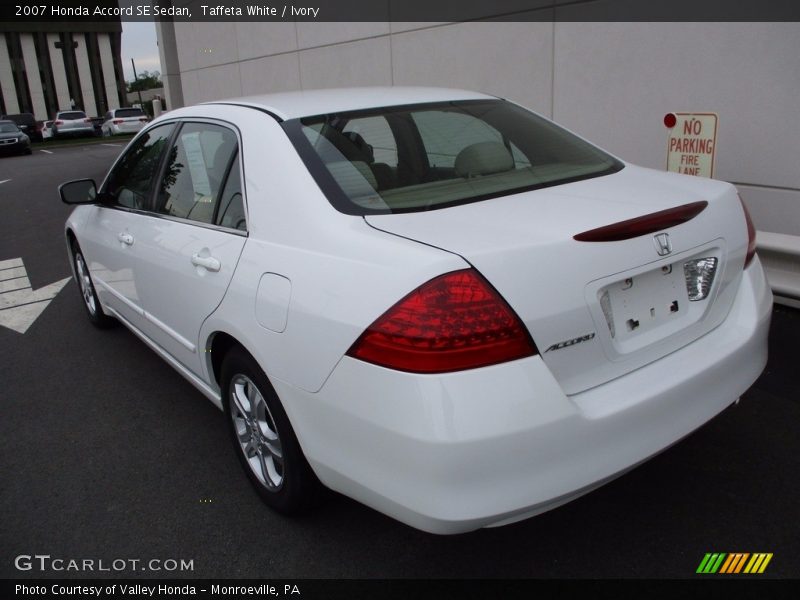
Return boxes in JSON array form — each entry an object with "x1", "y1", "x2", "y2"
[
  {"x1": 55, "y1": 125, "x2": 94, "y2": 136},
  {"x1": 109, "y1": 122, "x2": 144, "y2": 135},
  {"x1": 274, "y1": 258, "x2": 772, "y2": 534}
]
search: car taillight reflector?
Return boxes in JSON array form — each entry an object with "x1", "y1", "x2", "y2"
[
  {"x1": 346, "y1": 269, "x2": 537, "y2": 374},
  {"x1": 113, "y1": 119, "x2": 124, "y2": 124},
  {"x1": 574, "y1": 201, "x2": 708, "y2": 242},
  {"x1": 738, "y1": 194, "x2": 757, "y2": 268},
  {"x1": 84, "y1": 118, "x2": 91, "y2": 123},
  {"x1": 55, "y1": 120, "x2": 63, "y2": 125},
  {"x1": 684, "y1": 257, "x2": 718, "y2": 301}
]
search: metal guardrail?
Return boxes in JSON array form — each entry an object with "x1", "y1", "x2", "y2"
[{"x1": 758, "y1": 231, "x2": 800, "y2": 308}]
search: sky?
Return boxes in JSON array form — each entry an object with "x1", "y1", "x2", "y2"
[{"x1": 121, "y1": 21, "x2": 161, "y2": 82}]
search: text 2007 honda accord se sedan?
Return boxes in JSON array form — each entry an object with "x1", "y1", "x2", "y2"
[{"x1": 60, "y1": 87, "x2": 771, "y2": 534}]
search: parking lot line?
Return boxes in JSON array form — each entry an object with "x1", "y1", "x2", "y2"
[
  {"x1": 0, "y1": 179, "x2": 10, "y2": 184},
  {"x1": 101, "y1": 143, "x2": 123, "y2": 147},
  {"x1": 39, "y1": 149, "x2": 53, "y2": 154}
]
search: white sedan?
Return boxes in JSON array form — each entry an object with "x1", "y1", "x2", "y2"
[{"x1": 60, "y1": 87, "x2": 771, "y2": 534}]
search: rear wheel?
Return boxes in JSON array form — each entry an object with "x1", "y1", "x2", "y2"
[
  {"x1": 221, "y1": 347, "x2": 322, "y2": 514},
  {"x1": 70, "y1": 240, "x2": 115, "y2": 328}
]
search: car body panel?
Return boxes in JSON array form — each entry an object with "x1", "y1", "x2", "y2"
[
  {"x1": 277, "y1": 258, "x2": 771, "y2": 533},
  {"x1": 63, "y1": 87, "x2": 772, "y2": 533}
]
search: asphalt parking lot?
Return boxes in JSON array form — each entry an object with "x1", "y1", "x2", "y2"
[{"x1": 0, "y1": 144, "x2": 798, "y2": 579}]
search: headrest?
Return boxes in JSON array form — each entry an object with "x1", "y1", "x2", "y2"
[{"x1": 454, "y1": 141, "x2": 514, "y2": 178}]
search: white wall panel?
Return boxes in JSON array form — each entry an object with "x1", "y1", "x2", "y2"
[
  {"x1": 46, "y1": 33, "x2": 71, "y2": 112},
  {"x1": 73, "y1": 35, "x2": 97, "y2": 116},
  {"x1": 552, "y1": 22, "x2": 800, "y2": 191},
  {"x1": 19, "y1": 34, "x2": 47, "y2": 119},
  {"x1": 298, "y1": 37, "x2": 392, "y2": 89},
  {"x1": 391, "y1": 21, "x2": 553, "y2": 115},
  {"x1": 0, "y1": 33, "x2": 20, "y2": 114},
  {"x1": 97, "y1": 34, "x2": 119, "y2": 111},
  {"x1": 240, "y1": 53, "x2": 302, "y2": 96}
]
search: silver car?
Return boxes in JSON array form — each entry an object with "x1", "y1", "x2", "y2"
[{"x1": 52, "y1": 110, "x2": 94, "y2": 138}]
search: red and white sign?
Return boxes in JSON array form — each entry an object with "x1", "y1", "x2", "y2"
[{"x1": 664, "y1": 112, "x2": 718, "y2": 178}]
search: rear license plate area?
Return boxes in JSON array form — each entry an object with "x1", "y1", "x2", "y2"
[{"x1": 600, "y1": 262, "x2": 688, "y2": 344}]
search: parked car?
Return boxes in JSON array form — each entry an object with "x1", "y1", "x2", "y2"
[
  {"x1": 42, "y1": 120, "x2": 54, "y2": 140},
  {"x1": 101, "y1": 107, "x2": 149, "y2": 137},
  {"x1": 60, "y1": 87, "x2": 772, "y2": 534},
  {"x1": 52, "y1": 110, "x2": 94, "y2": 138},
  {"x1": 0, "y1": 120, "x2": 32, "y2": 155},
  {"x1": 1, "y1": 112, "x2": 41, "y2": 142}
]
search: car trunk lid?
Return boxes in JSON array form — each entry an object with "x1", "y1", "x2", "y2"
[{"x1": 365, "y1": 165, "x2": 749, "y2": 395}]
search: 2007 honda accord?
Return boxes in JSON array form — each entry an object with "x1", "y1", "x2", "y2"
[{"x1": 60, "y1": 87, "x2": 771, "y2": 534}]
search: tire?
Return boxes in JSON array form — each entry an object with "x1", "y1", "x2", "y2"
[
  {"x1": 24, "y1": 148, "x2": 32, "y2": 155},
  {"x1": 70, "y1": 240, "x2": 116, "y2": 328},
  {"x1": 221, "y1": 347, "x2": 322, "y2": 515}
]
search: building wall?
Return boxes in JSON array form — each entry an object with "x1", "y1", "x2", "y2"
[
  {"x1": 0, "y1": 30, "x2": 124, "y2": 120},
  {"x1": 156, "y1": 20, "x2": 800, "y2": 237}
]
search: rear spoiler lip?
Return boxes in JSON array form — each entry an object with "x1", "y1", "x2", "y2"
[{"x1": 573, "y1": 201, "x2": 709, "y2": 242}]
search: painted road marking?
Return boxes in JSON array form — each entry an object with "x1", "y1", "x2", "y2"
[
  {"x1": 0, "y1": 179, "x2": 10, "y2": 185},
  {"x1": 0, "y1": 257, "x2": 70, "y2": 334},
  {"x1": 39, "y1": 149, "x2": 53, "y2": 154},
  {"x1": 101, "y1": 143, "x2": 122, "y2": 147}
]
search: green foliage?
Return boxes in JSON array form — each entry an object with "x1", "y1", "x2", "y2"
[{"x1": 127, "y1": 70, "x2": 162, "y2": 93}]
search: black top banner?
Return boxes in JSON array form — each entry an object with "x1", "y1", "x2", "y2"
[{"x1": 2, "y1": 0, "x2": 800, "y2": 23}]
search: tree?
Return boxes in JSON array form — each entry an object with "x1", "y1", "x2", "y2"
[{"x1": 127, "y1": 71, "x2": 162, "y2": 93}]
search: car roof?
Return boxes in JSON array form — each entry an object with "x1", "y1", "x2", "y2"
[{"x1": 198, "y1": 86, "x2": 497, "y2": 120}]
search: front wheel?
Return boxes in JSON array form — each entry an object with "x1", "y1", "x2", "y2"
[
  {"x1": 221, "y1": 347, "x2": 322, "y2": 514},
  {"x1": 71, "y1": 241, "x2": 115, "y2": 328}
]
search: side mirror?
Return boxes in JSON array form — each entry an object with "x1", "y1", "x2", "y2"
[{"x1": 59, "y1": 179, "x2": 97, "y2": 205}]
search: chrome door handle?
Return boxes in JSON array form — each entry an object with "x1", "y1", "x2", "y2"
[
  {"x1": 191, "y1": 253, "x2": 221, "y2": 272},
  {"x1": 118, "y1": 232, "x2": 134, "y2": 246}
]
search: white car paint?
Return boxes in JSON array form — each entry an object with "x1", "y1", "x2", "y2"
[
  {"x1": 63, "y1": 87, "x2": 771, "y2": 534},
  {"x1": 101, "y1": 108, "x2": 149, "y2": 137}
]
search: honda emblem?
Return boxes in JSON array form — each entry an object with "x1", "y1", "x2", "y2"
[{"x1": 654, "y1": 233, "x2": 672, "y2": 256}]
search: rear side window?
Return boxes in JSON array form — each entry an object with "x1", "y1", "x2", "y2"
[
  {"x1": 285, "y1": 99, "x2": 622, "y2": 215},
  {"x1": 155, "y1": 122, "x2": 240, "y2": 227},
  {"x1": 59, "y1": 111, "x2": 87, "y2": 120}
]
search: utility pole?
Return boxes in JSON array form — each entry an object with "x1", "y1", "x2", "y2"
[{"x1": 131, "y1": 58, "x2": 144, "y2": 109}]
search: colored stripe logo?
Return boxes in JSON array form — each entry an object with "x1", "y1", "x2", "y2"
[{"x1": 696, "y1": 552, "x2": 773, "y2": 574}]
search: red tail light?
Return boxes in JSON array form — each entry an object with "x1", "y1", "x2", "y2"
[
  {"x1": 55, "y1": 120, "x2": 63, "y2": 125},
  {"x1": 113, "y1": 119, "x2": 124, "y2": 124},
  {"x1": 139, "y1": 117, "x2": 148, "y2": 122},
  {"x1": 346, "y1": 269, "x2": 537, "y2": 374},
  {"x1": 84, "y1": 118, "x2": 91, "y2": 123},
  {"x1": 738, "y1": 194, "x2": 757, "y2": 268},
  {"x1": 574, "y1": 201, "x2": 708, "y2": 242}
]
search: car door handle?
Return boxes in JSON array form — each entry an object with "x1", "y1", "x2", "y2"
[
  {"x1": 118, "y1": 232, "x2": 134, "y2": 246},
  {"x1": 191, "y1": 254, "x2": 221, "y2": 272}
]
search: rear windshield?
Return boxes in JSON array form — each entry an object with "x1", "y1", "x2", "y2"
[
  {"x1": 59, "y1": 111, "x2": 87, "y2": 120},
  {"x1": 283, "y1": 99, "x2": 623, "y2": 215},
  {"x1": 0, "y1": 122, "x2": 20, "y2": 133},
  {"x1": 115, "y1": 108, "x2": 145, "y2": 118}
]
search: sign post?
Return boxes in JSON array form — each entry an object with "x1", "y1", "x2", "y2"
[{"x1": 664, "y1": 112, "x2": 718, "y2": 178}]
